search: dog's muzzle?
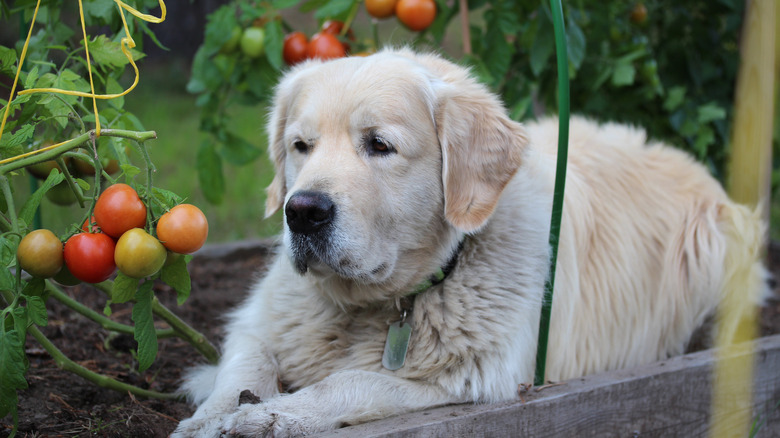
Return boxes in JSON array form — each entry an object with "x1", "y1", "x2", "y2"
[{"x1": 285, "y1": 190, "x2": 336, "y2": 274}]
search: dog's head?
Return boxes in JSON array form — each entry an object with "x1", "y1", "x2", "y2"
[{"x1": 264, "y1": 49, "x2": 528, "y2": 296}]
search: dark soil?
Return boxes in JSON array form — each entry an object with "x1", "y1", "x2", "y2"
[{"x1": 2, "y1": 240, "x2": 780, "y2": 438}]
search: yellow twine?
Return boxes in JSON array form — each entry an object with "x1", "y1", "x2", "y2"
[{"x1": 0, "y1": 0, "x2": 166, "y2": 164}]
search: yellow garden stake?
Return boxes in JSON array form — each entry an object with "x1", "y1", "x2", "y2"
[{"x1": 714, "y1": 0, "x2": 777, "y2": 436}]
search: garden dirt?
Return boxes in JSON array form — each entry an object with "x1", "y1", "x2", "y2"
[{"x1": 2, "y1": 240, "x2": 780, "y2": 437}]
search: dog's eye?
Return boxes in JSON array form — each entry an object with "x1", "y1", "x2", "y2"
[
  {"x1": 293, "y1": 140, "x2": 309, "y2": 153},
  {"x1": 366, "y1": 135, "x2": 395, "y2": 156}
]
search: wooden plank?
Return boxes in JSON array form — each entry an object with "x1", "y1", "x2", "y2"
[{"x1": 319, "y1": 335, "x2": 780, "y2": 437}]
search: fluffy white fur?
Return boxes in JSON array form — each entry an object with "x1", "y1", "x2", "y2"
[{"x1": 172, "y1": 49, "x2": 767, "y2": 437}]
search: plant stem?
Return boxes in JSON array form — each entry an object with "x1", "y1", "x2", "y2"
[
  {"x1": 0, "y1": 129, "x2": 157, "y2": 175},
  {"x1": 0, "y1": 174, "x2": 19, "y2": 234},
  {"x1": 45, "y1": 280, "x2": 177, "y2": 338},
  {"x1": 27, "y1": 325, "x2": 182, "y2": 400},
  {"x1": 93, "y1": 281, "x2": 220, "y2": 364}
]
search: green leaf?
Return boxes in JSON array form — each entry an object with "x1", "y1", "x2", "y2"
[
  {"x1": 112, "y1": 272, "x2": 139, "y2": 304},
  {"x1": 611, "y1": 62, "x2": 636, "y2": 87},
  {"x1": 106, "y1": 76, "x2": 125, "y2": 109},
  {"x1": 264, "y1": 20, "x2": 284, "y2": 71},
  {"x1": 0, "y1": 235, "x2": 17, "y2": 267},
  {"x1": 84, "y1": 0, "x2": 116, "y2": 23},
  {"x1": 0, "y1": 328, "x2": 28, "y2": 419},
  {"x1": 697, "y1": 103, "x2": 727, "y2": 124},
  {"x1": 272, "y1": 0, "x2": 301, "y2": 9},
  {"x1": 566, "y1": 19, "x2": 586, "y2": 70},
  {"x1": 664, "y1": 86, "x2": 687, "y2": 112},
  {"x1": 23, "y1": 66, "x2": 39, "y2": 90},
  {"x1": 0, "y1": 45, "x2": 16, "y2": 75},
  {"x1": 529, "y1": 18, "x2": 554, "y2": 77},
  {"x1": 152, "y1": 187, "x2": 184, "y2": 211},
  {"x1": 18, "y1": 170, "x2": 65, "y2": 227},
  {"x1": 132, "y1": 281, "x2": 157, "y2": 372},
  {"x1": 161, "y1": 255, "x2": 191, "y2": 306},
  {"x1": 220, "y1": 132, "x2": 263, "y2": 165},
  {"x1": 120, "y1": 163, "x2": 141, "y2": 181},
  {"x1": 203, "y1": 5, "x2": 238, "y2": 56},
  {"x1": 197, "y1": 141, "x2": 225, "y2": 204},
  {"x1": 0, "y1": 124, "x2": 34, "y2": 152},
  {"x1": 21, "y1": 277, "x2": 44, "y2": 297},
  {"x1": 24, "y1": 296, "x2": 47, "y2": 327},
  {"x1": 694, "y1": 125, "x2": 715, "y2": 157},
  {"x1": 314, "y1": 0, "x2": 355, "y2": 19},
  {"x1": 86, "y1": 35, "x2": 145, "y2": 69}
]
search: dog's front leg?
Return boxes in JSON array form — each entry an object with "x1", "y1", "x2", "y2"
[
  {"x1": 172, "y1": 336, "x2": 281, "y2": 438},
  {"x1": 220, "y1": 369, "x2": 462, "y2": 437}
]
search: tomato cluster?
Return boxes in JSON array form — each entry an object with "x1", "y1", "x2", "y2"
[
  {"x1": 282, "y1": 20, "x2": 351, "y2": 66},
  {"x1": 366, "y1": 0, "x2": 437, "y2": 32},
  {"x1": 16, "y1": 183, "x2": 209, "y2": 284}
]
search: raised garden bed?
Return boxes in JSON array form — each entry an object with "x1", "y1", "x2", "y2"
[{"x1": 2, "y1": 239, "x2": 779, "y2": 437}]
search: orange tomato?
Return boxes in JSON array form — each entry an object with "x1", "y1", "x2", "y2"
[
  {"x1": 306, "y1": 33, "x2": 347, "y2": 60},
  {"x1": 396, "y1": 0, "x2": 436, "y2": 31},
  {"x1": 366, "y1": 0, "x2": 398, "y2": 19}
]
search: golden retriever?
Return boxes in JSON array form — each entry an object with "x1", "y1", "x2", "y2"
[{"x1": 172, "y1": 49, "x2": 767, "y2": 437}]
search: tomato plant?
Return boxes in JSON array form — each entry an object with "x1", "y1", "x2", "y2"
[
  {"x1": 156, "y1": 204, "x2": 210, "y2": 254},
  {"x1": 17, "y1": 229, "x2": 63, "y2": 278},
  {"x1": 63, "y1": 232, "x2": 117, "y2": 284},
  {"x1": 114, "y1": 228, "x2": 167, "y2": 279},
  {"x1": 0, "y1": 2, "x2": 217, "y2": 433},
  {"x1": 94, "y1": 183, "x2": 148, "y2": 238}
]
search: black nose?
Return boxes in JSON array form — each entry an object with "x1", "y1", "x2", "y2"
[{"x1": 285, "y1": 191, "x2": 335, "y2": 234}]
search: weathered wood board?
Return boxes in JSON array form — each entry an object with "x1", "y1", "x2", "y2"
[{"x1": 320, "y1": 335, "x2": 780, "y2": 437}]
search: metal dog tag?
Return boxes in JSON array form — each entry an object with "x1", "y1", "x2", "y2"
[{"x1": 382, "y1": 321, "x2": 412, "y2": 370}]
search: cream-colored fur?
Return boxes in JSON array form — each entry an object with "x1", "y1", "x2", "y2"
[{"x1": 172, "y1": 49, "x2": 767, "y2": 437}]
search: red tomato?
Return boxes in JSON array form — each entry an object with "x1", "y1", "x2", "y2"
[
  {"x1": 283, "y1": 31, "x2": 309, "y2": 65},
  {"x1": 64, "y1": 232, "x2": 116, "y2": 283},
  {"x1": 306, "y1": 33, "x2": 346, "y2": 60},
  {"x1": 156, "y1": 204, "x2": 209, "y2": 254},
  {"x1": 396, "y1": 0, "x2": 436, "y2": 31},
  {"x1": 93, "y1": 184, "x2": 147, "y2": 238}
]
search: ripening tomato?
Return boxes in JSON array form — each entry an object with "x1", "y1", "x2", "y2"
[
  {"x1": 156, "y1": 204, "x2": 209, "y2": 254},
  {"x1": 283, "y1": 31, "x2": 309, "y2": 65},
  {"x1": 396, "y1": 0, "x2": 436, "y2": 31},
  {"x1": 630, "y1": 3, "x2": 648, "y2": 24},
  {"x1": 366, "y1": 0, "x2": 398, "y2": 19},
  {"x1": 93, "y1": 183, "x2": 147, "y2": 238},
  {"x1": 64, "y1": 232, "x2": 116, "y2": 283},
  {"x1": 306, "y1": 33, "x2": 346, "y2": 60},
  {"x1": 17, "y1": 229, "x2": 63, "y2": 278},
  {"x1": 114, "y1": 228, "x2": 167, "y2": 278}
]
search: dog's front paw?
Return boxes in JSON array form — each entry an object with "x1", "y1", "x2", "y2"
[
  {"x1": 221, "y1": 402, "x2": 337, "y2": 438},
  {"x1": 171, "y1": 415, "x2": 227, "y2": 438}
]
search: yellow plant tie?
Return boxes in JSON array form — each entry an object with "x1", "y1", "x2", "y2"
[{"x1": 0, "y1": 0, "x2": 167, "y2": 165}]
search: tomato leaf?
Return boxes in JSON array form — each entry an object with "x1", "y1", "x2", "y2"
[
  {"x1": 112, "y1": 272, "x2": 139, "y2": 304},
  {"x1": 24, "y1": 296, "x2": 47, "y2": 327},
  {"x1": 0, "y1": 328, "x2": 28, "y2": 420},
  {"x1": 264, "y1": 20, "x2": 284, "y2": 71},
  {"x1": 86, "y1": 35, "x2": 145, "y2": 70},
  {"x1": 131, "y1": 281, "x2": 157, "y2": 373},
  {"x1": 18, "y1": 170, "x2": 65, "y2": 228},
  {"x1": 21, "y1": 277, "x2": 45, "y2": 298},
  {"x1": 161, "y1": 255, "x2": 191, "y2": 306},
  {"x1": 197, "y1": 141, "x2": 225, "y2": 205}
]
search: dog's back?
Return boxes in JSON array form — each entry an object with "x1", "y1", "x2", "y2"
[{"x1": 523, "y1": 117, "x2": 768, "y2": 381}]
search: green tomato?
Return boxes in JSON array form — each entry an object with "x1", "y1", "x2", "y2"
[
  {"x1": 45, "y1": 181, "x2": 77, "y2": 206},
  {"x1": 18, "y1": 229, "x2": 64, "y2": 278},
  {"x1": 114, "y1": 228, "x2": 167, "y2": 279},
  {"x1": 240, "y1": 27, "x2": 266, "y2": 58},
  {"x1": 221, "y1": 26, "x2": 243, "y2": 53}
]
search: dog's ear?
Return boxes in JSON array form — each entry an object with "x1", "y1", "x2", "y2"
[
  {"x1": 263, "y1": 68, "x2": 303, "y2": 218},
  {"x1": 420, "y1": 54, "x2": 529, "y2": 232}
]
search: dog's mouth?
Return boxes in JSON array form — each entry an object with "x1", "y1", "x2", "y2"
[{"x1": 287, "y1": 232, "x2": 390, "y2": 282}]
